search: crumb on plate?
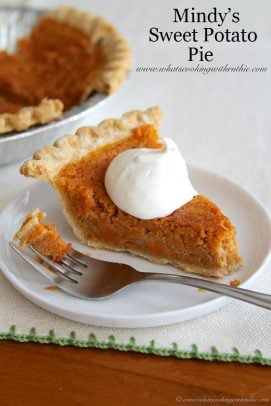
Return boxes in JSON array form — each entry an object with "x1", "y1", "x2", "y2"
[
  {"x1": 230, "y1": 279, "x2": 240, "y2": 287},
  {"x1": 44, "y1": 285, "x2": 60, "y2": 292}
]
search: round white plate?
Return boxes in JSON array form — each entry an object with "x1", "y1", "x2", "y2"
[{"x1": 0, "y1": 167, "x2": 270, "y2": 328}]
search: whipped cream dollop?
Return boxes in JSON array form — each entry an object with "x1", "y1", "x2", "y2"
[{"x1": 104, "y1": 138, "x2": 197, "y2": 220}]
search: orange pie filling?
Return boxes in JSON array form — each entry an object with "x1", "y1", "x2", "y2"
[
  {"x1": 55, "y1": 124, "x2": 242, "y2": 276},
  {"x1": 14, "y1": 210, "x2": 71, "y2": 262},
  {"x1": 0, "y1": 17, "x2": 105, "y2": 114}
]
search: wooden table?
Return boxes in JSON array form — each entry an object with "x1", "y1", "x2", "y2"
[{"x1": 1, "y1": 340, "x2": 270, "y2": 405}]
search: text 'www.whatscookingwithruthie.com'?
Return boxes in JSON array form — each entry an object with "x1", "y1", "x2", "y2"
[{"x1": 135, "y1": 63, "x2": 268, "y2": 75}]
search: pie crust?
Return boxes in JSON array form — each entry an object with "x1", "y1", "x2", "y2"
[
  {"x1": 20, "y1": 106, "x2": 162, "y2": 181},
  {"x1": 0, "y1": 99, "x2": 63, "y2": 134},
  {"x1": 20, "y1": 107, "x2": 242, "y2": 277},
  {"x1": 0, "y1": 7, "x2": 131, "y2": 134}
]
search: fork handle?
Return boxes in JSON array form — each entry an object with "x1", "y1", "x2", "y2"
[{"x1": 143, "y1": 273, "x2": 271, "y2": 310}]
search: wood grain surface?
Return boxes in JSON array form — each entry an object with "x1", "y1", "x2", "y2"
[{"x1": 1, "y1": 340, "x2": 271, "y2": 405}]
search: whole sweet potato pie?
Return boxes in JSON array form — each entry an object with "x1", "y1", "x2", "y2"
[
  {"x1": 18, "y1": 107, "x2": 243, "y2": 278},
  {"x1": 0, "y1": 7, "x2": 131, "y2": 134}
]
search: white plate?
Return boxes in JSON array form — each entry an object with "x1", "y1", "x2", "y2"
[{"x1": 0, "y1": 167, "x2": 270, "y2": 328}]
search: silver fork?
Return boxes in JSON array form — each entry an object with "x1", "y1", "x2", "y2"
[{"x1": 9, "y1": 242, "x2": 271, "y2": 310}]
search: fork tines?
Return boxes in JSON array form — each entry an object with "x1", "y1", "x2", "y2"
[{"x1": 9, "y1": 242, "x2": 83, "y2": 284}]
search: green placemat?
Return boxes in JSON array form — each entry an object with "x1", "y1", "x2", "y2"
[{"x1": 0, "y1": 267, "x2": 271, "y2": 365}]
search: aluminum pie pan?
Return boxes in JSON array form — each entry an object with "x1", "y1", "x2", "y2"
[{"x1": 0, "y1": 7, "x2": 110, "y2": 166}]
